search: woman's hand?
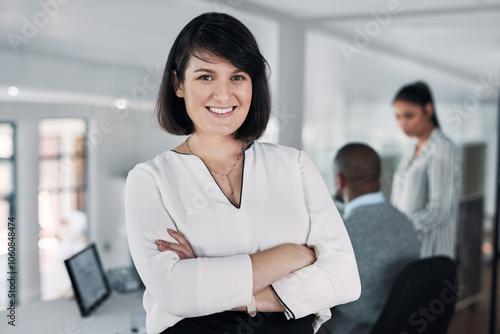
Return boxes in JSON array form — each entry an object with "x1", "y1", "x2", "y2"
[{"x1": 156, "y1": 229, "x2": 197, "y2": 259}]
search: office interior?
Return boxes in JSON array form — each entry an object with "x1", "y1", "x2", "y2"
[{"x1": 0, "y1": 0, "x2": 499, "y2": 333}]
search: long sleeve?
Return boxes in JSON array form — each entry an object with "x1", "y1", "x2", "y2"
[
  {"x1": 410, "y1": 139, "x2": 461, "y2": 233},
  {"x1": 125, "y1": 163, "x2": 253, "y2": 320},
  {"x1": 126, "y1": 143, "x2": 360, "y2": 333},
  {"x1": 271, "y1": 151, "x2": 361, "y2": 331}
]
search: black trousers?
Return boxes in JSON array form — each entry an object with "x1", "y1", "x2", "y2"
[{"x1": 161, "y1": 311, "x2": 315, "y2": 334}]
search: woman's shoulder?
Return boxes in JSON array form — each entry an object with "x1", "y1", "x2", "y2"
[
  {"x1": 251, "y1": 141, "x2": 308, "y2": 165},
  {"x1": 430, "y1": 129, "x2": 459, "y2": 152},
  {"x1": 252, "y1": 141, "x2": 302, "y2": 156},
  {"x1": 128, "y1": 150, "x2": 184, "y2": 176}
]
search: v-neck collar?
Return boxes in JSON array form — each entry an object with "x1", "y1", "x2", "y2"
[
  {"x1": 171, "y1": 142, "x2": 254, "y2": 209},
  {"x1": 201, "y1": 153, "x2": 245, "y2": 209}
]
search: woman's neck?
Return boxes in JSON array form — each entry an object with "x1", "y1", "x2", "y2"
[
  {"x1": 414, "y1": 125, "x2": 436, "y2": 157},
  {"x1": 188, "y1": 133, "x2": 245, "y2": 160},
  {"x1": 416, "y1": 125, "x2": 435, "y2": 148}
]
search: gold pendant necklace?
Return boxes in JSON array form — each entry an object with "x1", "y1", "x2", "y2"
[{"x1": 185, "y1": 138, "x2": 244, "y2": 203}]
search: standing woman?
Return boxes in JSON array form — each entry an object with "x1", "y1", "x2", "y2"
[
  {"x1": 391, "y1": 81, "x2": 461, "y2": 259},
  {"x1": 125, "y1": 12, "x2": 360, "y2": 334}
]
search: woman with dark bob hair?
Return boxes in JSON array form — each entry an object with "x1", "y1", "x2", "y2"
[
  {"x1": 125, "y1": 12, "x2": 360, "y2": 334},
  {"x1": 391, "y1": 81, "x2": 461, "y2": 259}
]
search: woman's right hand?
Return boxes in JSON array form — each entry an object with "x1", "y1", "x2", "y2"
[{"x1": 156, "y1": 228, "x2": 197, "y2": 260}]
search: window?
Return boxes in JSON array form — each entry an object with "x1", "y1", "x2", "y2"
[
  {"x1": 38, "y1": 119, "x2": 87, "y2": 300},
  {"x1": 0, "y1": 123, "x2": 16, "y2": 310}
]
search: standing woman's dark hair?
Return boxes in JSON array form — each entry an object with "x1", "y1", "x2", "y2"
[
  {"x1": 156, "y1": 12, "x2": 271, "y2": 143},
  {"x1": 393, "y1": 81, "x2": 440, "y2": 128}
]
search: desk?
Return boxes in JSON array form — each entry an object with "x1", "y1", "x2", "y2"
[{"x1": 0, "y1": 290, "x2": 145, "y2": 334}]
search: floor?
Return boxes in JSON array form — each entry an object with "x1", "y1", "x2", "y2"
[{"x1": 448, "y1": 261, "x2": 498, "y2": 334}]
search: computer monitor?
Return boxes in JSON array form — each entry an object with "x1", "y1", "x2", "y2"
[{"x1": 64, "y1": 243, "x2": 111, "y2": 317}]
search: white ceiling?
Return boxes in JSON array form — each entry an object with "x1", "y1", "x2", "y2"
[{"x1": 0, "y1": 0, "x2": 499, "y2": 103}]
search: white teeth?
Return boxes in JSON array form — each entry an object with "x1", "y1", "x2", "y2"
[{"x1": 208, "y1": 107, "x2": 234, "y2": 114}]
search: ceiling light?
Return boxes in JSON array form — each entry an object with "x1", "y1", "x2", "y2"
[
  {"x1": 115, "y1": 99, "x2": 128, "y2": 109},
  {"x1": 7, "y1": 86, "x2": 19, "y2": 96}
]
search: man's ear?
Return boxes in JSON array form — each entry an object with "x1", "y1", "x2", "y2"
[
  {"x1": 172, "y1": 70, "x2": 184, "y2": 98},
  {"x1": 335, "y1": 173, "x2": 345, "y2": 192}
]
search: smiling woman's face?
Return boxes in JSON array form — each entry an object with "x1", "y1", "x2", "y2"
[
  {"x1": 174, "y1": 53, "x2": 252, "y2": 138},
  {"x1": 393, "y1": 99, "x2": 434, "y2": 138}
]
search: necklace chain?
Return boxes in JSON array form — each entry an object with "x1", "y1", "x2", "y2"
[{"x1": 185, "y1": 138, "x2": 244, "y2": 203}]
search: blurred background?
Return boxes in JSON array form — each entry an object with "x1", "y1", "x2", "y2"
[{"x1": 0, "y1": 0, "x2": 499, "y2": 332}]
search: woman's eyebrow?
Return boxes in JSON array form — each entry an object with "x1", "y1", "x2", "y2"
[
  {"x1": 193, "y1": 68, "x2": 215, "y2": 73},
  {"x1": 192, "y1": 68, "x2": 245, "y2": 74}
]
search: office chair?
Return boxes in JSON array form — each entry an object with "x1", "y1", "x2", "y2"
[{"x1": 370, "y1": 256, "x2": 457, "y2": 334}]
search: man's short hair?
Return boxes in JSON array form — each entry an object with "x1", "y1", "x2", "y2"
[{"x1": 334, "y1": 143, "x2": 381, "y2": 184}]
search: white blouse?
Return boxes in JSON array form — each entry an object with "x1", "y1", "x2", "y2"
[
  {"x1": 391, "y1": 129, "x2": 461, "y2": 259},
  {"x1": 125, "y1": 142, "x2": 360, "y2": 334}
]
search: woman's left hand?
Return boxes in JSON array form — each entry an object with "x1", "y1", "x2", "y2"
[{"x1": 156, "y1": 229, "x2": 197, "y2": 259}]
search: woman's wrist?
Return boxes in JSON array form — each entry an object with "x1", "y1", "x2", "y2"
[{"x1": 255, "y1": 286, "x2": 286, "y2": 312}]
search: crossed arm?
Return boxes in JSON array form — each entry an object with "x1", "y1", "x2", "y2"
[
  {"x1": 156, "y1": 228, "x2": 316, "y2": 312},
  {"x1": 126, "y1": 152, "x2": 360, "y2": 326}
]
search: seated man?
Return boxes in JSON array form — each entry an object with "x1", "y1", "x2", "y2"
[{"x1": 321, "y1": 143, "x2": 420, "y2": 334}]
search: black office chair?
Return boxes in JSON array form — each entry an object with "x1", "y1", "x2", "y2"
[{"x1": 370, "y1": 256, "x2": 458, "y2": 334}]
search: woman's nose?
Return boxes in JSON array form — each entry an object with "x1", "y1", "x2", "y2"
[
  {"x1": 397, "y1": 118, "x2": 406, "y2": 129},
  {"x1": 212, "y1": 81, "x2": 231, "y2": 103}
]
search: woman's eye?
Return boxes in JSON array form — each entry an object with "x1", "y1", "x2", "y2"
[
  {"x1": 231, "y1": 75, "x2": 245, "y2": 81},
  {"x1": 199, "y1": 75, "x2": 213, "y2": 81}
]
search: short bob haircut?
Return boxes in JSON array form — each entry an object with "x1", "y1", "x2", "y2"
[
  {"x1": 156, "y1": 12, "x2": 271, "y2": 142},
  {"x1": 393, "y1": 81, "x2": 440, "y2": 128}
]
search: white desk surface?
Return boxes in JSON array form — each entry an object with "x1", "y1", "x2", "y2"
[{"x1": 0, "y1": 290, "x2": 145, "y2": 334}]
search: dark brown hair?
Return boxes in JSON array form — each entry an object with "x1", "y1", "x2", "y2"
[
  {"x1": 156, "y1": 12, "x2": 271, "y2": 142},
  {"x1": 393, "y1": 81, "x2": 440, "y2": 128}
]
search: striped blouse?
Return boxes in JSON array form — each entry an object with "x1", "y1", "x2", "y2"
[{"x1": 391, "y1": 128, "x2": 461, "y2": 259}]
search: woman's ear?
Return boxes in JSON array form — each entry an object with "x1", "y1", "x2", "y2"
[
  {"x1": 424, "y1": 102, "x2": 434, "y2": 117},
  {"x1": 172, "y1": 70, "x2": 184, "y2": 98}
]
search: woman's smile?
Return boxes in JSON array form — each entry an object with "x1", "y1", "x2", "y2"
[
  {"x1": 174, "y1": 53, "x2": 252, "y2": 137},
  {"x1": 206, "y1": 106, "x2": 237, "y2": 117}
]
